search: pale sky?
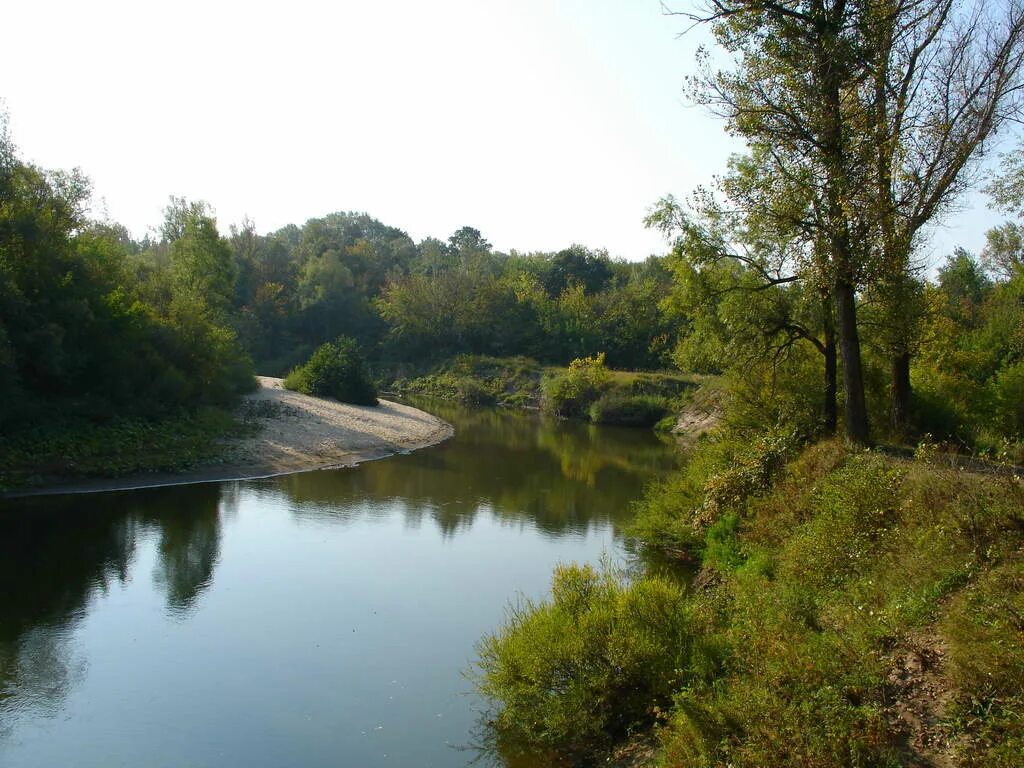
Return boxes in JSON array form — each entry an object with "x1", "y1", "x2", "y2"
[{"x1": 2, "y1": 0, "x2": 1016, "y2": 262}]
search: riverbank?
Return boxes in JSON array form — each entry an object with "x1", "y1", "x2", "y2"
[
  {"x1": 386, "y1": 354, "x2": 721, "y2": 431},
  {"x1": 476, "y1": 436, "x2": 1024, "y2": 767},
  {"x1": 1, "y1": 377, "x2": 452, "y2": 498}
]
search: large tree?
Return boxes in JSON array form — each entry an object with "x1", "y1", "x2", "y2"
[
  {"x1": 673, "y1": 0, "x2": 1024, "y2": 442},
  {"x1": 859, "y1": 0, "x2": 1024, "y2": 434}
]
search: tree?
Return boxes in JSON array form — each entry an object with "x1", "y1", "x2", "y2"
[
  {"x1": 160, "y1": 196, "x2": 215, "y2": 244},
  {"x1": 981, "y1": 222, "x2": 1024, "y2": 281},
  {"x1": 169, "y1": 210, "x2": 236, "y2": 315},
  {"x1": 447, "y1": 226, "x2": 491, "y2": 256},
  {"x1": 858, "y1": 0, "x2": 1024, "y2": 435},
  {"x1": 672, "y1": 0, "x2": 1024, "y2": 442},
  {"x1": 648, "y1": 167, "x2": 839, "y2": 434},
  {"x1": 543, "y1": 245, "x2": 614, "y2": 297},
  {"x1": 937, "y1": 248, "x2": 992, "y2": 328}
]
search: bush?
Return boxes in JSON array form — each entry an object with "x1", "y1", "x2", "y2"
[
  {"x1": 991, "y1": 360, "x2": 1024, "y2": 434},
  {"x1": 284, "y1": 337, "x2": 378, "y2": 405},
  {"x1": 589, "y1": 392, "x2": 670, "y2": 427},
  {"x1": 541, "y1": 353, "x2": 611, "y2": 418},
  {"x1": 474, "y1": 563, "x2": 693, "y2": 760},
  {"x1": 454, "y1": 377, "x2": 497, "y2": 405}
]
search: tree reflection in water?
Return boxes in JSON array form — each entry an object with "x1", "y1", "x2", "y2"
[
  {"x1": 143, "y1": 484, "x2": 226, "y2": 617},
  {"x1": 276, "y1": 399, "x2": 680, "y2": 539},
  {"x1": 0, "y1": 482, "x2": 226, "y2": 726}
]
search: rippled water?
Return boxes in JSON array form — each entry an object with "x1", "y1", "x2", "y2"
[{"x1": 0, "y1": 401, "x2": 680, "y2": 767}]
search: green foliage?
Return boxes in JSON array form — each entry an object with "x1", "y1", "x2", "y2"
[
  {"x1": 0, "y1": 407, "x2": 254, "y2": 491},
  {"x1": 625, "y1": 440, "x2": 1024, "y2": 768},
  {"x1": 991, "y1": 359, "x2": 1024, "y2": 433},
  {"x1": 942, "y1": 561, "x2": 1024, "y2": 767},
  {"x1": 474, "y1": 564, "x2": 693, "y2": 759},
  {"x1": 284, "y1": 336, "x2": 378, "y2": 405},
  {"x1": 912, "y1": 260, "x2": 1024, "y2": 453},
  {"x1": 0, "y1": 125, "x2": 254, "y2": 437},
  {"x1": 588, "y1": 392, "x2": 670, "y2": 427},
  {"x1": 389, "y1": 355, "x2": 543, "y2": 407},
  {"x1": 627, "y1": 437, "x2": 746, "y2": 552},
  {"x1": 541, "y1": 353, "x2": 611, "y2": 418}
]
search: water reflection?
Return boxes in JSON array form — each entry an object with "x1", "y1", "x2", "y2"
[
  {"x1": 0, "y1": 483, "x2": 226, "y2": 724},
  {"x1": 143, "y1": 485, "x2": 227, "y2": 617},
  {"x1": 0, "y1": 402, "x2": 680, "y2": 767},
  {"x1": 278, "y1": 399, "x2": 679, "y2": 538}
]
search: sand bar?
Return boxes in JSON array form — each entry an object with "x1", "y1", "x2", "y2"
[{"x1": 4, "y1": 376, "x2": 453, "y2": 498}]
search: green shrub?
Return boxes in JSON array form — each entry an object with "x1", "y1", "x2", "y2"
[
  {"x1": 692, "y1": 430, "x2": 796, "y2": 532},
  {"x1": 474, "y1": 563, "x2": 693, "y2": 760},
  {"x1": 627, "y1": 436, "x2": 747, "y2": 552},
  {"x1": 454, "y1": 377, "x2": 498, "y2": 405},
  {"x1": 541, "y1": 353, "x2": 610, "y2": 418},
  {"x1": 284, "y1": 337, "x2": 378, "y2": 405},
  {"x1": 0, "y1": 406, "x2": 254, "y2": 490},
  {"x1": 991, "y1": 360, "x2": 1024, "y2": 434},
  {"x1": 588, "y1": 392, "x2": 670, "y2": 427}
]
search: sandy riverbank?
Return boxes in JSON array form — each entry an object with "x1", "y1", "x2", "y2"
[{"x1": 5, "y1": 377, "x2": 453, "y2": 498}]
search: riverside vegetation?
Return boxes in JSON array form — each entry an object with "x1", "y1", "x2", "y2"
[
  {"x1": 471, "y1": 1, "x2": 1024, "y2": 767},
  {"x1": 476, "y1": 437, "x2": 1024, "y2": 767},
  {"x1": 283, "y1": 336, "x2": 379, "y2": 406},
  {"x1": 387, "y1": 353, "x2": 712, "y2": 429}
]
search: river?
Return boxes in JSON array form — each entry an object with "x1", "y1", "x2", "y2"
[{"x1": 0, "y1": 401, "x2": 681, "y2": 767}]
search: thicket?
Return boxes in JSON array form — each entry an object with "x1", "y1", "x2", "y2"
[
  {"x1": 588, "y1": 392, "x2": 670, "y2": 427},
  {"x1": 389, "y1": 354, "x2": 697, "y2": 429},
  {"x1": 283, "y1": 336, "x2": 378, "y2": 405},
  {"x1": 0, "y1": 119, "x2": 254, "y2": 444},
  {"x1": 387, "y1": 355, "x2": 543, "y2": 408},
  {"x1": 474, "y1": 564, "x2": 693, "y2": 759},
  {"x1": 476, "y1": 438, "x2": 1024, "y2": 766},
  {"x1": 540, "y1": 353, "x2": 611, "y2": 418}
]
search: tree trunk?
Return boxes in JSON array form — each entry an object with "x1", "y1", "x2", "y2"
[
  {"x1": 890, "y1": 350, "x2": 911, "y2": 439},
  {"x1": 823, "y1": 298, "x2": 838, "y2": 436},
  {"x1": 835, "y1": 281, "x2": 870, "y2": 444}
]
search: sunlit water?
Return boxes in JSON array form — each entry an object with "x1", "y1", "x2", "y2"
[{"x1": 0, "y1": 401, "x2": 680, "y2": 767}]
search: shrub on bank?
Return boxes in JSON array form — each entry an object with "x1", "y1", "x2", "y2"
[
  {"x1": 474, "y1": 563, "x2": 693, "y2": 759},
  {"x1": 541, "y1": 353, "x2": 611, "y2": 418},
  {"x1": 284, "y1": 337, "x2": 378, "y2": 405},
  {"x1": 481, "y1": 434, "x2": 1024, "y2": 767},
  {"x1": 588, "y1": 392, "x2": 670, "y2": 427}
]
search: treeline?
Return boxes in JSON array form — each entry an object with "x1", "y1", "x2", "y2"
[
  {"x1": 225, "y1": 217, "x2": 677, "y2": 373},
  {"x1": 0, "y1": 113, "x2": 679, "y2": 437},
  {"x1": 0, "y1": 122, "x2": 254, "y2": 430}
]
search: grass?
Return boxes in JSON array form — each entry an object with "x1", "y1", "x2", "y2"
[
  {"x1": 0, "y1": 406, "x2": 259, "y2": 492},
  {"x1": 475, "y1": 435, "x2": 1024, "y2": 766}
]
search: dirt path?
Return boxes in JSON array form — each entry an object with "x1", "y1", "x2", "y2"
[{"x1": 5, "y1": 377, "x2": 453, "y2": 497}]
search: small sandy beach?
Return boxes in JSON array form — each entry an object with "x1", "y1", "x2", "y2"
[{"x1": 6, "y1": 377, "x2": 453, "y2": 497}]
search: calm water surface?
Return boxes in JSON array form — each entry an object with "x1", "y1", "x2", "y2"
[{"x1": 0, "y1": 401, "x2": 680, "y2": 767}]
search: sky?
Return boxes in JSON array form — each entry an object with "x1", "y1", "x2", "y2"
[{"x1": 1, "y1": 0, "x2": 1017, "y2": 263}]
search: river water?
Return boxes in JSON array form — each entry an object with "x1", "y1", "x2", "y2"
[{"x1": 0, "y1": 401, "x2": 680, "y2": 767}]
